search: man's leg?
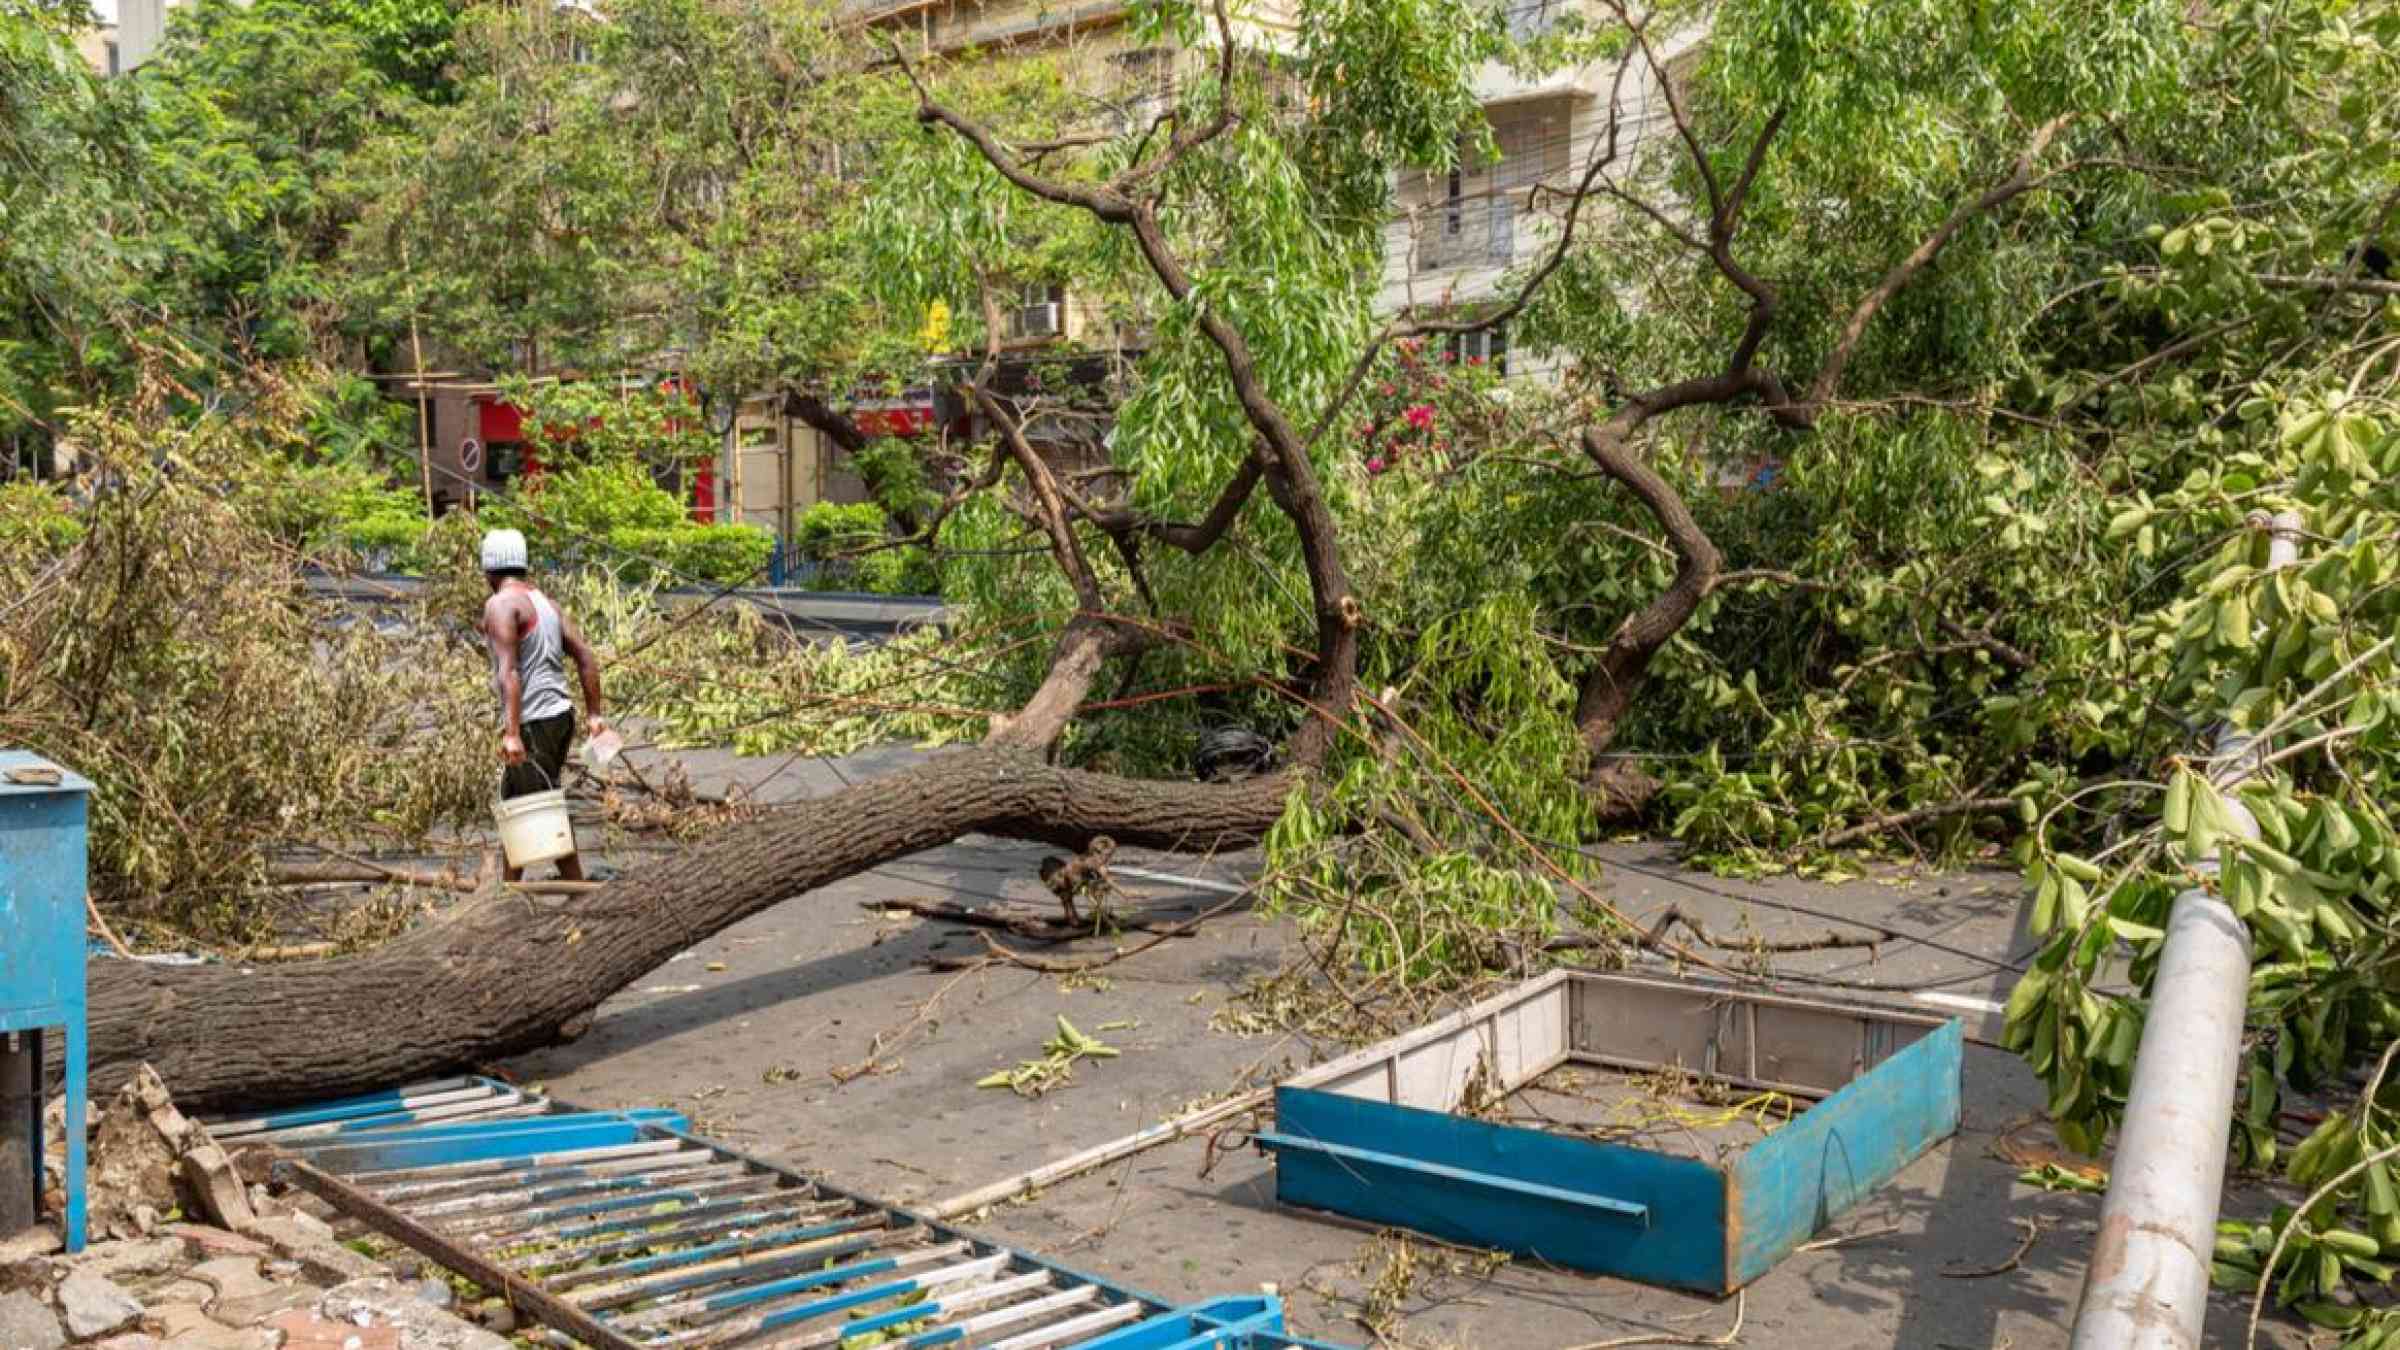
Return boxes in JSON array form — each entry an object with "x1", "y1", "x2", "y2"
[{"x1": 527, "y1": 713, "x2": 583, "y2": 881}]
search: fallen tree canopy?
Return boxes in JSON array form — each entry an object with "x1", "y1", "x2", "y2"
[
  {"x1": 88, "y1": 749, "x2": 1288, "y2": 1108},
  {"x1": 18, "y1": 33, "x2": 2400, "y2": 1349}
]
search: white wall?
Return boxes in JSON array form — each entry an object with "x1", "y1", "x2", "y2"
[
  {"x1": 112, "y1": 0, "x2": 169, "y2": 69},
  {"x1": 1373, "y1": 14, "x2": 1708, "y2": 384},
  {"x1": 116, "y1": 0, "x2": 241, "y2": 71}
]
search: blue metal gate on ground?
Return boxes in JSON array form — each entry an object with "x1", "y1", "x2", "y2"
[{"x1": 208, "y1": 1079, "x2": 1350, "y2": 1350}]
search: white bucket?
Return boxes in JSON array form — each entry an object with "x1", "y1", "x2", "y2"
[{"x1": 494, "y1": 789, "x2": 575, "y2": 869}]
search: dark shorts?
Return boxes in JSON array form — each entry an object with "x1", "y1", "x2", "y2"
[{"x1": 502, "y1": 712, "x2": 576, "y2": 799}]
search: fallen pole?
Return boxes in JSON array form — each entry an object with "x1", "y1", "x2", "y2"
[
  {"x1": 926, "y1": 1087, "x2": 1270, "y2": 1220},
  {"x1": 2070, "y1": 510, "x2": 2299, "y2": 1350}
]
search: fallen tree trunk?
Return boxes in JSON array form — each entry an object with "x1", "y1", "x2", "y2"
[{"x1": 88, "y1": 749, "x2": 1289, "y2": 1109}]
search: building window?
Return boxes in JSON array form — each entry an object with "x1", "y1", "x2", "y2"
[
  {"x1": 1445, "y1": 326, "x2": 1509, "y2": 377},
  {"x1": 1421, "y1": 157, "x2": 1512, "y2": 272},
  {"x1": 105, "y1": 41, "x2": 119, "y2": 76},
  {"x1": 1005, "y1": 284, "x2": 1066, "y2": 341}
]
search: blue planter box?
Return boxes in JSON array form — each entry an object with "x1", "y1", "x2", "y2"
[{"x1": 1258, "y1": 970, "x2": 1961, "y2": 1294}]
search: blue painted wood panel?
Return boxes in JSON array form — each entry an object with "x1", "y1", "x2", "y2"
[
  {"x1": 0, "y1": 750, "x2": 94, "y2": 1252},
  {"x1": 1269, "y1": 1087, "x2": 1729, "y2": 1292},
  {"x1": 296, "y1": 1110, "x2": 684, "y2": 1174},
  {"x1": 1073, "y1": 1296, "x2": 1291, "y2": 1350},
  {"x1": 1729, "y1": 1018, "x2": 1962, "y2": 1285}
]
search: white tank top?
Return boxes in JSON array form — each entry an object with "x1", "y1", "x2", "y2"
[{"x1": 491, "y1": 589, "x2": 574, "y2": 727}]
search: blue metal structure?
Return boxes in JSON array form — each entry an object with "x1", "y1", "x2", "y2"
[
  {"x1": 0, "y1": 749, "x2": 92, "y2": 1253},
  {"x1": 213, "y1": 1080, "x2": 1356, "y2": 1349},
  {"x1": 1256, "y1": 970, "x2": 1962, "y2": 1295}
]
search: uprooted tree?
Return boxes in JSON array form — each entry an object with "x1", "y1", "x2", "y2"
[{"x1": 5, "y1": 32, "x2": 2394, "y2": 1304}]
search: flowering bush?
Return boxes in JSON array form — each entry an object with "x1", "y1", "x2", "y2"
[{"x1": 1350, "y1": 337, "x2": 1508, "y2": 476}]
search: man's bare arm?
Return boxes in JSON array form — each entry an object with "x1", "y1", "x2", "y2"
[
  {"x1": 559, "y1": 612, "x2": 605, "y2": 727},
  {"x1": 485, "y1": 593, "x2": 527, "y2": 759}
]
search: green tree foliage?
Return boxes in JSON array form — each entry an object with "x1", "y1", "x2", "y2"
[
  {"x1": 312, "y1": 0, "x2": 468, "y2": 100},
  {"x1": 0, "y1": 2, "x2": 147, "y2": 454},
  {"x1": 138, "y1": 0, "x2": 423, "y2": 361},
  {"x1": 0, "y1": 0, "x2": 461, "y2": 465},
  {"x1": 0, "y1": 372, "x2": 488, "y2": 930},
  {"x1": 10, "y1": 1, "x2": 2400, "y2": 1325}
]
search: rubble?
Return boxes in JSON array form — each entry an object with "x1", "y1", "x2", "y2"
[
  {"x1": 0, "y1": 1289, "x2": 65, "y2": 1350},
  {"x1": 317, "y1": 1278, "x2": 511, "y2": 1350},
  {"x1": 7, "y1": 1070, "x2": 536, "y2": 1350},
  {"x1": 54, "y1": 1272, "x2": 142, "y2": 1339},
  {"x1": 176, "y1": 1147, "x2": 257, "y2": 1234}
]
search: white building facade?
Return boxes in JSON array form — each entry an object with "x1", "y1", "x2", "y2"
[{"x1": 1379, "y1": 2, "x2": 1704, "y2": 381}]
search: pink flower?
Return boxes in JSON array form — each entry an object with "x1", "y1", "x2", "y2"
[
  {"x1": 1366, "y1": 456, "x2": 1388, "y2": 474},
  {"x1": 1468, "y1": 355, "x2": 1485, "y2": 366},
  {"x1": 1404, "y1": 404, "x2": 1436, "y2": 431},
  {"x1": 1378, "y1": 382, "x2": 1396, "y2": 396}
]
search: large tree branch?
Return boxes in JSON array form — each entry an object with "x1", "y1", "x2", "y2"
[
  {"x1": 1115, "y1": 0, "x2": 1241, "y2": 191},
  {"x1": 1805, "y1": 115, "x2": 2074, "y2": 408},
  {"x1": 972, "y1": 384, "x2": 1105, "y2": 614},
  {"x1": 1064, "y1": 454, "x2": 1265, "y2": 557},
  {"x1": 986, "y1": 618, "x2": 1158, "y2": 751},
  {"x1": 1571, "y1": 411, "x2": 1724, "y2": 767},
  {"x1": 899, "y1": 60, "x2": 1359, "y2": 762},
  {"x1": 84, "y1": 750, "x2": 1294, "y2": 1108},
  {"x1": 788, "y1": 392, "x2": 870, "y2": 454},
  {"x1": 1113, "y1": 203, "x2": 1362, "y2": 761},
  {"x1": 1718, "y1": 104, "x2": 1787, "y2": 239}
]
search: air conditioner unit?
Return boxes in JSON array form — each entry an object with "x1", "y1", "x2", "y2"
[{"x1": 1012, "y1": 301, "x2": 1063, "y2": 339}]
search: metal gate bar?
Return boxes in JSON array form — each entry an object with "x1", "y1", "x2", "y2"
[{"x1": 211, "y1": 1080, "x2": 1354, "y2": 1349}]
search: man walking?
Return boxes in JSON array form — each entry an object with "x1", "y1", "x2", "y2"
[{"x1": 480, "y1": 528, "x2": 606, "y2": 881}]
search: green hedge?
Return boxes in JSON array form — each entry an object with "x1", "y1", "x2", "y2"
[
  {"x1": 610, "y1": 522, "x2": 775, "y2": 587},
  {"x1": 792, "y1": 501, "x2": 936, "y2": 594}
]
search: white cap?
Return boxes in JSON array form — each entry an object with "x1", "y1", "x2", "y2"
[{"x1": 480, "y1": 528, "x2": 529, "y2": 573}]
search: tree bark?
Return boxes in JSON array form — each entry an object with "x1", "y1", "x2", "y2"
[
  {"x1": 1571, "y1": 416, "x2": 1724, "y2": 778},
  {"x1": 86, "y1": 750, "x2": 1288, "y2": 1110},
  {"x1": 787, "y1": 394, "x2": 869, "y2": 455}
]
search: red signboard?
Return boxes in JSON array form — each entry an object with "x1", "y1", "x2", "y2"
[
  {"x1": 475, "y1": 398, "x2": 526, "y2": 445},
  {"x1": 850, "y1": 386, "x2": 936, "y2": 439}
]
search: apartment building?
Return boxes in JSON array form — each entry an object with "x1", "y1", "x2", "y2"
[
  {"x1": 861, "y1": 0, "x2": 1697, "y2": 381},
  {"x1": 697, "y1": 0, "x2": 1300, "y2": 561},
  {"x1": 111, "y1": 0, "x2": 192, "y2": 71},
  {"x1": 856, "y1": 0, "x2": 1297, "y2": 349},
  {"x1": 1382, "y1": 1, "x2": 1703, "y2": 380}
]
